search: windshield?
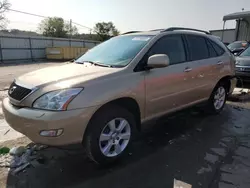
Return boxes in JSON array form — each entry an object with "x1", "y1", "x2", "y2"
[
  {"x1": 228, "y1": 41, "x2": 247, "y2": 50},
  {"x1": 239, "y1": 47, "x2": 250, "y2": 57},
  {"x1": 75, "y1": 35, "x2": 153, "y2": 67}
]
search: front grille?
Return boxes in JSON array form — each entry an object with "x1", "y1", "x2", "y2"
[
  {"x1": 235, "y1": 67, "x2": 250, "y2": 72},
  {"x1": 8, "y1": 82, "x2": 32, "y2": 101}
]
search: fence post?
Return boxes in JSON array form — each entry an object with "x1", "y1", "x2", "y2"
[
  {"x1": 0, "y1": 36, "x2": 3, "y2": 63},
  {"x1": 29, "y1": 37, "x2": 34, "y2": 61},
  {"x1": 82, "y1": 40, "x2": 85, "y2": 48}
]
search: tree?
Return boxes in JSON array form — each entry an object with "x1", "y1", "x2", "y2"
[
  {"x1": 38, "y1": 17, "x2": 78, "y2": 38},
  {"x1": 0, "y1": 0, "x2": 11, "y2": 29},
  {"x1": 64, "y1": 21, "x2": 78, "y2": 36},
  {"x1": 72, "y1": 33, "x2": 101, "y2": 41},
  {"x1": 0, "y1": 29, "x2": 40, "y2": 36},
  {"x1": 94, "y1": 22, "x2": 120, "y2": 41}
]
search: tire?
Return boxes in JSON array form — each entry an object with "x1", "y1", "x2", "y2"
[
  {"x1": 83, "y1": 104, "x2": 136, "y2": 165},
  {"x1": 205, "y1": 82, "x2": 228, "y2": 114}
]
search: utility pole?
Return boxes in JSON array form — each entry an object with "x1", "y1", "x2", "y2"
[{"x1": 69, "y1": 19, "x2": 72, "y2": 39}]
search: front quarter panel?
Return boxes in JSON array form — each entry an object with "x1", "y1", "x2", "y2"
[{"x1": 67, "y1": 71, "x2": 145, "y2": 118}]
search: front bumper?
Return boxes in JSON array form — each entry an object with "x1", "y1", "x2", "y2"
[
  {"x1": 235, "y1": 71, "x2": 250, "y2": 82},
  {"x1": 2, "y1": 98, "x2": 99, "y2": 146}
]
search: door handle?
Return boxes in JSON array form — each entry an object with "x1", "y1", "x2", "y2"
[
  {"x1": 217, "y1": 61, "x2": 223, "y2": 65},
  {"x1": 184, "y1": 67, "x2": 192, "y2": 72}
]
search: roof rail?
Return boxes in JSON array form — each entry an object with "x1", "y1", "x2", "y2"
[
  {"x1": 162, "y1": 27, "x2": 210, "y2": 35},
  {"x1": 121, "y1": 31, "x2": 141, "y2": 35},
  {"x1": 149, "y1": 29, "x2": 165, "y2": 31}
]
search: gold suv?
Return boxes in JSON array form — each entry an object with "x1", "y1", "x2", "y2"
[{"x1": 2, "y1": 27, "x2": 236, "y2": 164}]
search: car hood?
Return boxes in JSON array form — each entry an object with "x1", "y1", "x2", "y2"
[
  {"x1": 236, "y1": 56, "x2": 250, "y2": 66},
  {"x1": 16, "y1": 63, "x2": 121, "y2": 88}
]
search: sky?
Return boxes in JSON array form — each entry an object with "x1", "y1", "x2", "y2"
[{"x1": 5, "y1": 0, "x2": 250, "y2": 33}]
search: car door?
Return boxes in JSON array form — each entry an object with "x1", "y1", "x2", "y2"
[
  {"x1": 208, "y1": 39, "x2": 229, "y2": 86},
  {"x1": 143, "y1": 34, "x2": 193, "y2": 119},
  {"x1": 184, "y1": 34, "x2": 215, "y2": 102}
]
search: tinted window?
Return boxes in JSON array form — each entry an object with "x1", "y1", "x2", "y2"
[
  {"x1": 210, "y1": 40, "x2": 225, "y2": 56},
  {"x1": 148, "y1": 35, "x2": 186, "y2": 65},
  {"x1": 186, "y1": 35, "x2": 209, "y2": 61},
  {"x1": 206, "y1": 40, "x2": 217, "y2": 57}
]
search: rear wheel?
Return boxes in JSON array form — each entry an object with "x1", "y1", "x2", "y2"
[
  {"x1": 206, "y1": 82, "x2": 227, "y2": 114},
  {"x1": 84, "y1": 105, "x2": 135, "y2": 165}
]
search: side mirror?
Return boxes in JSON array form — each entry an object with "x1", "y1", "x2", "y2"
[{"x1": 147, "y1": 54, "x2": 170, "y2": 69}]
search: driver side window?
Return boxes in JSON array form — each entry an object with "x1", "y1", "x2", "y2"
[{"x1": 148, "y1": 35, "x2": 186, "y2": 65}]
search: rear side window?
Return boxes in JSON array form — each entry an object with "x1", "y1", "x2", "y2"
[
  {"x1": 210, "y1": 40, "x2": 225, "y2": 56},
  {"x1": 186, "y1": 35, "x2": 209, "y2": 61},
  {"x1": 148, "y1": 35, "x2": 186, "y2": 65},
  {"x1": 206, "y1": 39, "x2": 217, "y2": 58}
]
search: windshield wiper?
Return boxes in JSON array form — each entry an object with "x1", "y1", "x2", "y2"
[{"x1": 75, "y1": 61, "x2": 112, "y2": 67}]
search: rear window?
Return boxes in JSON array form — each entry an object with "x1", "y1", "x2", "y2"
[
  {"x1": 206, "y1": 39, "x2": 217, "y2": 58},
  {"x1": 186, "y1": 35, "x2": 209, "y2": 61},
  {"x1": 210, "y1": 40, "x2": 225, "y2": 56}
]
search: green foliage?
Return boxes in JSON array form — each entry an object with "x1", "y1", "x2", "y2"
[
  {"x1": 39, "y1": 17, "x2": 78, "y2": 38},
  {"x1": 94, "y1": 22, "x2": 120, "y2": 41},
  {"x1": 38, "y1": 19, "x2": 120, "y2": 41},
  {"x1": 72, "y1": 33, "x2": 100, "y2": 41},
  {"x1": 0, "y1": 147, "x2": 10, "y2": 154}
]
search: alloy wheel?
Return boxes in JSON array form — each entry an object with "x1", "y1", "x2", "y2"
[
  {"x1": 213, "y1": 86, "x2": 226, "y2": 110},
  {"x1": 99, "y1": 118, "x2": 131, "y2": 157}
]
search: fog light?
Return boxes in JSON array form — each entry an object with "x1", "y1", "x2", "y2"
[{"x1": 40, "y1": 129, "x2": 63, "y2": 137}]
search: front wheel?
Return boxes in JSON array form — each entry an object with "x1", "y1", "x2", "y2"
[{"x1": 84, "y1": 105, "x2": 135, "y2": 165}]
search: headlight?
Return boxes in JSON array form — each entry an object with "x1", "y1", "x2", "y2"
[
  {"x1": 235, "y1": 61, "x2": 239, "y2": 65},
  {"x1": 33, "y1": 88, "x2": 83, "y2": 111}
]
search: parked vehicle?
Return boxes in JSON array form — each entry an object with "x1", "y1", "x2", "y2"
[
  {"x1": 227, "y1": 41, "x2": 249, "y2": 55},
  {"x1": 235, "y1": 46, "x2": 250, "y2": 82},
  {"x1": 2, "y1": 27, "x2": 236, "y2": 164}
]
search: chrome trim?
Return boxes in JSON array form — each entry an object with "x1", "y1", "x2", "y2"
[
  {"x1": 235, "y1": 65, "x2": 250, "y2": 68},
  {"x1": 8, "y1": 79, "x2": 39, "y2": 104}
]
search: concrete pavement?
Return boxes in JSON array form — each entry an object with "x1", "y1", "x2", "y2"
[
  {"x1": 0, "y1": 93, "x2": 24, "y2": 143},
  {"x1": 0, "y1": 62, "x2": 66, "y2": 143},
  {"x1": 0, "y1": 62, "x2": 65, "y2": 89}
]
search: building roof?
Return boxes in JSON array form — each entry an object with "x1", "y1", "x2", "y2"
[{"x1": 223, "y1": 11, "x2": 250, "y2": 21}]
